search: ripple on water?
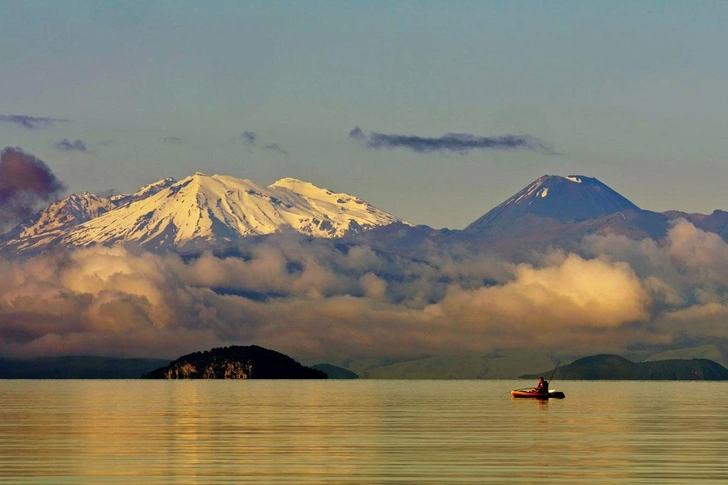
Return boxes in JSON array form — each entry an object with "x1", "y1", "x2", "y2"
[{"x1": 1, "y1": 380, "x2": 727, "y2": 484}]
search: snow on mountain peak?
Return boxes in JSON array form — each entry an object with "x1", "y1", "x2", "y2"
[
  {"x1": 110, "y1": 177, "x2": 177, "y2": 207},
  {"x1": 270, "y1": 178, "x2": 367, "y2": 205},
  {"x1": 12, "y1": 192, "x2": 117, "y2": 239},
  {"x1": 0, "y1": 173, "x2": 409, "y2": 254}
]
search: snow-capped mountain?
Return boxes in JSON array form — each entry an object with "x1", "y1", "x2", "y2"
[
  {"x1": 110, "y1": 177, "x2": 178, "y2": 207},
  {"x1": 0, "y1": 172, "x2": 408, "y2": 254},
  {"x1": 352, "y1": 174, "x2": 673, "y2": 261},
  {"x1": 465, "y1": 175, "x2": 639, "y2": 233},
  {"x1": 1, "y1": 192, "x2": 117, "y2": 241}
]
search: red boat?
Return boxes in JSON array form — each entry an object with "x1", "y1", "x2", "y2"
[{"x1": 511, "y1": 389, "x2": 565, "y2": 399}]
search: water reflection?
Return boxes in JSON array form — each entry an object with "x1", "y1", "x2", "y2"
[{"x1": 0, "y1": 380, "x2": 726, "y2": 484}]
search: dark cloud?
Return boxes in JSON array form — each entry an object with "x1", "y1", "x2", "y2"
[
  {"x1": 0, "y1": 114, "x2": 68, "y2": 130},
  {"x1": 0, "y1": 147, "x2": 66, "y2": 230},
  {"x1": 349, "y1": 126, "x2": 550, "y2": 153},
  {"x1": 264, "y1": 143, "x2": 288, "y2": 155},
  {"x1": 242, "y1": 131, "x2": 257, "y2": 145},
  {"x1": 241, "y1": 131, "x2": 287, "y2": 154},
  {"x1": 54, "y1": 139, "x2": 88, "y2": 152}
]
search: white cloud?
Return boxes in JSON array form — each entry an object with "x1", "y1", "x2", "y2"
[{"x1": 1, "y1": 221, "x2": 728, "y2": 359}]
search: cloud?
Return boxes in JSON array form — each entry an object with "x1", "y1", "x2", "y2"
[
  {"x1": 54, "y1": 139, "x2": 88, "y2": 152},
  {"x1": 2, "y1": 219, "x2": 728, "y2": 361},
  {"x1": 241, "y1": 131, "x2": 287, "y2": 154},
  {"x1": 0, "y1": 147, "x2": 66, "y2": 231},
  {"x1": 349, "y1": 126, "x2": 550, "y2": 153},
  {"x1": 242, "y1": 131, "x2": 257, "y2": 145},
  {"x1": 0, "y1": 114, "x2": 68, "y2": 130},
  {"x1": 264, "y1": 143, "x2": 288, "y2": 155},
  {"x1": 161, "y1": 137, "x2": 184, "y2": 144}
]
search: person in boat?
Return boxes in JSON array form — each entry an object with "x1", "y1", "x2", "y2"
[{"x1": 534, "y1": 376, "x2": 549, "y2": 394}]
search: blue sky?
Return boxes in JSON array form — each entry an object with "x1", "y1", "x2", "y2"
[{"x1": 2, "y1": 0, "x2": 727, "y2": 228}]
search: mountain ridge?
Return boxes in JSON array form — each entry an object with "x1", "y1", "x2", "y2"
[
  {"x1": 0, "y1": 172, "x2": 408, "y2": 255},
  {"x1": 2, "y1": 172, "x2": 726, "y2": 259},
  {"x1": 522, "y1": 354, "x2": 728, "y2": 380}
]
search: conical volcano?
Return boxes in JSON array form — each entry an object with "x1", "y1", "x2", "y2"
[{"x1": 465, "y1": 175, "x2": 639, "y2": 233}]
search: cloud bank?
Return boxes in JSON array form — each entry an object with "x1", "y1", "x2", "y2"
[
  {"x1": 1, "y1": 220, "x2": 726, "y2": 361},
  {"x1": 349, "y1": 126, "x2": 550, "y2": 153},
  {"x1": 0, "y1": 147, "x2": 66, "y2": 231}
]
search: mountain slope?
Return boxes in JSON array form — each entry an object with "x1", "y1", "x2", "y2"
[
  {"x1": 5, "y1": 192, "x2": 116, "y2": 239},
  {"x1": 351, "y1": 175, "x2": 670, "y2": 262},
  {"x1": 0, "y1": 192, "x2": 119, "y2": 253},
  {"x1": 664, "y1": 209, "x2": 728, "y2": 241},
  {"x1": 110, "y1": 177, "x2": 177, "y2": 207},
  {"x1": 465, "y1": 175, "x2": 639, "y2": 234}
]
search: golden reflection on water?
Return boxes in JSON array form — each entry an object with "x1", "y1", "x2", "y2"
[{"x1": 0, "y1": 380, "x2": 727, "y2": 484}]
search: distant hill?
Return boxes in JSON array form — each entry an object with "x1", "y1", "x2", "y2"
[
  {"x1": 142, "y1": 345, "x2": 327, "y2": 379},
  {"x1": 335, "y1": 350, "x2": 562, "y2": 379},
  {"x1": 311, "y1": 363, "x2": 359, "y2": 379},
  {"x1": 663, "y1": 209, "x2": 728, "y2": 241},
  {"x1": 522, "y1": 354, "x2": 728, "y2": 380},
  {"x1": 0, "y1": 356, "x2": 170, "y2": 379},
  {"x1": 644, "y1": 344, "x2": 727, "y2": 367}
]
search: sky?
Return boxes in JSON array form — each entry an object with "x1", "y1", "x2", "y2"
[{"x1": 1, "y1": 1, "x2": 727, "y2": 230}]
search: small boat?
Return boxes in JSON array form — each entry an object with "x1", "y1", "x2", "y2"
[{"x1": 511, "y1": 389, "x2": 565, "y2": 399}]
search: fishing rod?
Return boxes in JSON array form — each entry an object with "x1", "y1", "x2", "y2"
[
  {"x1": 547, "y1": 361, "x2": 560, "y2": 383},
  {"x1": 501, "y1": 360, "x2": 561, "y2": 397}
]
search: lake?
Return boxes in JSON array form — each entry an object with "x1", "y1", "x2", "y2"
[{"x1": 1, "y1": 380, "x2": 726, "y2": 484}]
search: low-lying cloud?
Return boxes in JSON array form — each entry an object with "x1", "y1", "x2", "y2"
[
  {"x1": 1, "y1": 220, "x2": 726, "y2": 361},
  {"x1": 350, "y1": 126, "x2": 550, "y2": 153},
  {"x1": 0, "y1": 147, "x2": 66, "y2": 231}
]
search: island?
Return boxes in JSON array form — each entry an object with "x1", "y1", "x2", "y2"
[
  {"x1": 311, "y1": 363, "x2": 359, "y2": 379},
  {"x1": 522, "y1": 354, "x2": 728, "y2": 380},
  {"x1": 141, "y1": 345, "x2": 327, "y2": 379}
]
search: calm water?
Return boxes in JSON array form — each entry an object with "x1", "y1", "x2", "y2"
[{"x1": 1, "y1": 380, "x2": 726, "y2": 484}]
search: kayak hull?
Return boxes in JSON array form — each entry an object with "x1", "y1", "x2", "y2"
[{"x1": 511, "y1": 390, "x2": 565, "y2": 399}]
